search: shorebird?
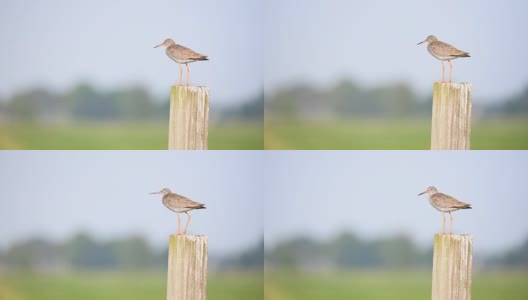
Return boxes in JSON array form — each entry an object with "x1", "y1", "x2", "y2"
[
  {"x1": 150, "y1": 188, "x2": 206, "y2": 235},
  {"x1": 154, "y1": 39, "x2": 208, "y2": 86},
  {"x1": 418, "y1": 186, "x2": 471, "y2": 235},
  {"x1": 417, "y1": 35, "x2": 470, "y2": 83}
]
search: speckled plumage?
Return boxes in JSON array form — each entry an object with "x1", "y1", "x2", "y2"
[
  {"x1": 161, "y1": 190, "x2": 206, "y2": 213},
  {"x1": 426, "y1": 39, "x2": 470, "y2": 61},
  {"x1": 150, "y1": 188, "x2": 205, "y2": 235},
  {"x1": 165, "y1": 42, "x2": 208, "y2": 64},
  {"x1": 418, "y1": 186, "x2": 471, "y2": 234},
  {"x1": 417, "y1": 35, "x2": 470, "y2": 83},
  {"x1": 154, "y1": 38, "x2": 208, "y2": 86},
  {"x1": 428, "y1": 190, "x2": 472, "y2": 212}
]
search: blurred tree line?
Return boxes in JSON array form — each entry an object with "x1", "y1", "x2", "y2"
[
  {"x1": 0, "y1": 232, "x2": 263, "y2": 272},
  {"x1": 219, "y1": 240, "x2": 264, "y2": 270},
  {"x1": 0, "y1": 82, "x2": 263, "y2": 122},
  {"x1": 266, "y1": 231, "x2": 528, "y2": 271},
  {"x1": 266, "y1": 80, "x2": 528, "y2": 118},
  {"x1": 2, "y1": 231, "x2": 527, "y2": 272}
]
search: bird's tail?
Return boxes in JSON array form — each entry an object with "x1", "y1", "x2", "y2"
[
  {"x1": 459, "y1": 204, "x2": 472, "y2": 209},
  {"x1": 456, "y1": 52, "x2": 470, "y2": 58},
  {"x1": 196, "y1": 55, "x2": 209, "y2": 61},
  {"x1": 195, "y1": 204, "x2": 206, "y2": 209}
]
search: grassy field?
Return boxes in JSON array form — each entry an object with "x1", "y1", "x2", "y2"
[
  {"x1": 265, "y1": 118, "x2": 528, "y2": 149},
  {"x1": 0, "y1": 271, "x2": 263, "y2": 300},
  {"x1": 265, "y1": 271, "x2": 528, "y2": 300},
  {"x1": 1, "y1": 270, "x2": 526, "y2": 300},
  {"x1": 0, "y1": 121, "x2": 263, "y2": 150},
  {"x1": 3, "y1": 118, "x2": 525, "y2": 150}
]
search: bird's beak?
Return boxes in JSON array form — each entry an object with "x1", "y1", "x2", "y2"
[
  {"x1": 418, "y1": 191, "x2": 426, "y2": 196},
  {"x1": 153, "y1": 44, "x2": 161, "y2": 48},
  {"x1": 417, "y1": 40, "x2": 426, "y2": 45},
  {"x1": 150, "y1": 191, "x2": 161, "y2": 194}
]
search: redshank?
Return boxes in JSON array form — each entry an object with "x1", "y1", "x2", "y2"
[
  {"x1": 154, "y1": 39, "x2": 208, "y2": 86},
  {"x1": 418, "y1": 186, "x2": 471, "y2": 235},
  {"x1": 417, "y1": 35, "x2": 470, "y2": 83},
  {"x1": 150, "y1": 188, "x2": 206, "y2": 235}
]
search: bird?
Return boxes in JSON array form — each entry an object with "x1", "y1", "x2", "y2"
[
  {"x1": 417, "y1": 35, "x2": 470, "y2": 83},
  {"x1": 418, "y1": 186, "x2": 471, "y2": 235},
  {"x1": 150, "y1": 188, "x2": 206, "y2": 235},
  {"x1": 154, "y1": 38, "x2": 208, "y2": 87}
]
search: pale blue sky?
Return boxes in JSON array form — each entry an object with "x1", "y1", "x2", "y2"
[
  {"x1": 0, "y1": 0, "x2": 263, "y2": 104},
  {"x1": 0, "y1": 151, "x2": 263, "y2": 255},
  {"x1": 265, "y1": 0, "x2": 528, "y2": 102},
  {"x1": 264, "y1": 151, "x2": 528, "y2": 254}
]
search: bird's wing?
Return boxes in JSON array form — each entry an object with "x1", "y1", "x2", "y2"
[
  {"x1": 435, "y1": 41, "x2": 469, "y2": 57},
  {"x1": 433, "y1": 193, "x2": 470, "y2": 208},
  {"x1": 165, "y1": 194, "x2": 184, "y2": 207},
  {"x1": 168, "y1": 193, "x2": 205, "y2": 208},
  {"x1": 183, "y1": 198, "x2": 205, "y2": 209},
  {"x1": 169, "y1": 44, "x2": 207, "y2": 60}
]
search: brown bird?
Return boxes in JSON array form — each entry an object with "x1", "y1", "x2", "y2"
[
  {"x1": 150, "y1": 188, "x2": 206, "y2": 235},
  {"x1": 417, "y1": 35, "x2": 470, "y2": 83},
  {"x1": 154, "y1": 38, "x2": 208, "y2": 86},
  {"x1": 418, "y1": 186, "x2": 471, "y2": 235}
]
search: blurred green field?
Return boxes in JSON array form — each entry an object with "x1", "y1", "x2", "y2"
[
  {"x1": 0, "y1": 121, "x2": 263, "y2": 150},
  {"x1": 0, "y1": 271, "x2": 263, "y2": 300},
  {"x1": 265, "y1": 271, "x2": 528, "y2": 300},
  {"x1": 265, "y1": 118, "x2": 528, "y2": 149}
]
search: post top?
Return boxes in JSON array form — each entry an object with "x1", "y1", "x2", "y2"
[
  {"x1": 170, "y1": 86, "x2": 210, "y2": 97},
  {"x1": 434, "y1": 233, "x2": 472, "y2": 241},
  {"x1": 171, "y1": 85, "x2": 209, "y2": 90},
  {"x1": 433, "y1": 82, "x2": 472, "y2": 89},
  {"x1": 169, "y1": 234, "x2": 208, "y2": 240}
]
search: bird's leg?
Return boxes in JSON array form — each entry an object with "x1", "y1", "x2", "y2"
[
  {"x1": 449, "y1": 212, "x2": 453, "y2": 235},
  {"x1": 183, "y1": 212, "x2": 192, "y2": 235},
  {"x1": 441, "y1": 212, "x2": 446, "y2": 235},
  {"x1": 440, "y1": 61, "x2": 445, "y2": 83},
  {"x1": 186, "y1": 64, "x2": 190, "y2": 87},
  {"x1": 177, "y1": 213, "x2": 181, "y2": 235},
  {"x1": 179, "y1": 64, "x2": 183, "y2": 86},
  {"x1": 448, "y1": 60, "x2": 453, "y2": 83}
]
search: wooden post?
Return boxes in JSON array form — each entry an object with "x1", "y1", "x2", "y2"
[
  {"x1": 432, "y1": 234, "x2": 472, "y2": 300},
  {"x1": 431, "y1": 83, "x2": 472, "y2": 150},
  {"x1": 168, "y1": 86, "x2": 209, "y2": 150},
  {"x1": 167, "y1": 235, "x2": 208, "y2": 300}
]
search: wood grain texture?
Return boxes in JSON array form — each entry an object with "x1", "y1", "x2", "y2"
[
  {"x1": 167, "y1": 235, "x2": 208, "y2": 300},
  {"x1": 432, "y1": 234, "x2": 472, "y2": 300},
  {"x1": 431, "y1": 83, "x2": 472, "y2": 150},
  {"x1": 168, "y1": 86, "x2": 209, "y2": 150}
]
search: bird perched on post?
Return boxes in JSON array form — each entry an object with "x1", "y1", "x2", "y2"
[
  {"x1": 418, "y1": 186, "x2": 471, "y2": 235},
  {"x1": 417, "y1": 35, "x2": 470, "y2": 83},
  {"x1": 150, "y1": 188, "x2": 206, "y2": 235},
  {"x1": 154, "y1": 38, "x2": 208, "y2": 87}
]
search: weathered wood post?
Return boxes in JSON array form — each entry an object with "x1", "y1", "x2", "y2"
[
  {"x1": 168, "y1": 86, "x2": 209, "y2": 150},
  {"x1": 167, "y1": 235, "x2": 208, "y2": 300},
  {"x1": 431, "y1": 83, "x2": 472, "y2": 150},
  {"x1": 432, "y1": 234, "x2": 472, "y2": 300}
]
